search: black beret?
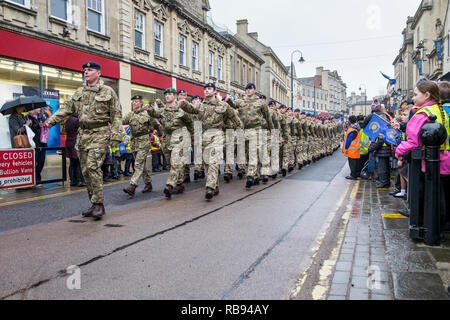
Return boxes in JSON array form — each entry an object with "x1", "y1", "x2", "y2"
[
  {"x1": 268, "y1": 100, "x2": 276, "y2": 106},
  {"x1": 294, "y1": 109, "x2": 301, "y2": 112},
  {"x1": 260, "y1": 95, "x2": 267, "y2": 99},
  {"x1": 82, "y1": 61, "x2": 101, "y2": 70},
  {"x1": 192, "y1": 95, "x2": 201, "y2": 100},
  {"x1": 204, "y1": 82, "x2": 216, "y2": 89},
  {"x1": 131, "y1": 95, "x2": 143, "y2": 100},
  {"x1": 245, "y1": 83, "x2": 256, "y2": 90},
  {"x1": 177, "y1": 89, "x2": 187, "y2": 94},
  {"x1": 279, "y1": 104, "x2": 287, "y2": 110}
]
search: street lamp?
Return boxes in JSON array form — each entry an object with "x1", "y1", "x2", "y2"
[
  {"x1": 290, "y1": 50, "x2": 305, "y2": 110},
  {"x1": 359, "y1": 84, "x2": 367, "y2": 116}
]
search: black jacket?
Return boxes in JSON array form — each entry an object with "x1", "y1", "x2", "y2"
[
  {"x1": 8, "y1": 112, "x2": 28, "y2": 148},
  {"x1": 368, "y1": 138, "x2": 392, "y2": 158}
]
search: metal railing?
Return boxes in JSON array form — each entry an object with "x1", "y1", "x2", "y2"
[{"x1": 35, "y1": 147, "x2": 67, "y2": 185}]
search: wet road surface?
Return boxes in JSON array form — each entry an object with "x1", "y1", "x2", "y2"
[{"x1": 0, "y1": 151, "x2": 354, "y2": 300}]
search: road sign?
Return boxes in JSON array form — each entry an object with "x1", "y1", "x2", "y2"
[{"x1": 0, "y1": 149, "x2": 35, "y2": 189}]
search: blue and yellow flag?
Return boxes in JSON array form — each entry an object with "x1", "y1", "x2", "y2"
[
  {"x1": 382, "y1": 127, "x2": 402, "y2": 146},
  {"x1": 364, "y1": 113, "x2": 388, "y2": 141},
  {"x1": 125, "y1": 127, "x2": 132, "y2": 136}
]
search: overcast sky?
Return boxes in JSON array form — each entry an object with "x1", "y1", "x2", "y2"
[{"x1": 209, "y1": 0, "x2": 422, "y2": 100}]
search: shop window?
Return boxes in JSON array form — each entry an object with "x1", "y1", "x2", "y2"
[{"x1": 131, "y1": 83, "x2": 164, "y2": 107}]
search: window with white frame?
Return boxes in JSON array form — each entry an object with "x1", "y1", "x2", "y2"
[
  {"x1": 218, "y1": 56, "x2": 223, "y2": 81},
  {"x1": 88, "y1": 0, "x2": 105, "y2": 34},
  {"x1": 209, "y1": 51, "x2": 214, "y2": 77},
  {"x1": 51, "y1": 0, "x2": 72, "y2": 22},
  {"x1": 154, "y1": 21, "x2": 163, "y2": 57},
  {"x1": 134, "y1": 9, "x2": 145, "y2": 50},
  {"x1": 192, "y1": 42, "x2": 199, "y2": 71},
  {"x1": 179, "y1": 35, "x2": 186, "y2": 66},
  {"x1": 5, "y1": 0, "x2": 30, "y2": 8}
]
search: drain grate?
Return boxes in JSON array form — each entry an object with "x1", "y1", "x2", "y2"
[
  {"x1": 69, "y1": 220, "x2": 87, "y2": 223},
  {"x1": 104, "y1": 224, "x2": 124, "y2": 228}
]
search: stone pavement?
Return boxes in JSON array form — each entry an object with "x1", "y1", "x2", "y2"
[{"x1": 327, "y1": 179, "x2": 450, "y2": 300}]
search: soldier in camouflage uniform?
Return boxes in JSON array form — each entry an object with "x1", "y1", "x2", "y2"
[
  {"x1": 268, "y1": 100, "x2": 281, "y2": 179},
  {"x1": 305, "y1": 115, "x2": 314, "y2": 164},
  {"x1": 225, "y1": 83, "x2": 273, "y2": 189},
  {"x1": 223, "y1": 103, "x2": 243, "y2": 183},
  {"x1": 145, "y1": 88, "x2": 193, "y2": 199},
  {"x1": 177, "y1": 89, "x2": 193, "y2": 184},
  {"x1": 179, "y1": 83, "x2": 243, "y2": 200},
  {"x1": 293, "y1": 109, "x2": 305, "y2": 170},
  {"x1": 278, "y1": 105, "x2": 290, "y2": 177},
  {"x1": 122, "y1": 95, "x2": 156, "y2": 197},
  {"x1": 287, "y1": 107, "x2": 297, "y2": 172},
  {"x1": 45, "y1": 62, "x2": 122, "y2": 220},
  {"x1": 191, "y1": 95, "x2": 206, "y2": 181}
]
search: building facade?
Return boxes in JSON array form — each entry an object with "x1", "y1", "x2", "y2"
[
  {"x1": 393, "y1": 0, "x2": 450, "y2": 97},
  {"x1": 298, "y1": 66, "x2": 347, "y2": 116},
  {"x1": 0, "y1": 0, "x2": 272, "y2": 147},
  {"x1": 347, "y1": 92, "x2": 371, "y2": 116},
  {"x1": 234, "y1": 19, "x2": 290, "y2": 105}
]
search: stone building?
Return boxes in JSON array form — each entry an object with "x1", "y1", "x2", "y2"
[
  {"x1": 298, "y1": 66, "x2": 347, "y2": 116},
  {"x1": 393, "y1": 0, "x2": 450, "y2": 97},
  {"x1": 0, "y1": 0, "x2": 253, "y2": 148},
  {"x1": 347, "y1": 92, "x2": 371, "y2": 116},
  {"x1": 234, "y1": 19, "x2": 290, "y2": 105}
]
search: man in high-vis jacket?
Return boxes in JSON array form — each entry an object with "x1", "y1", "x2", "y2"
[{"x1": 342, "y1": 115, "x2": 361, "y2": 180}]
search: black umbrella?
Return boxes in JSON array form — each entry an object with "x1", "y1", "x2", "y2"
[{"x1": 0, "y1": 96, "x2": 48, "y2": 116}]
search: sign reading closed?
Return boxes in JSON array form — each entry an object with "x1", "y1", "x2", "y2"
[{"x1": 0, "y1": 149, "x2": 35, "y2": 189}]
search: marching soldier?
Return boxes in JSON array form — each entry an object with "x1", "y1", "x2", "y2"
[
  {"x1": 179, "y1": 83, "x2": 242, "y2": 200},
  {"x1": 45, "y1": 61, "x2": 122, "y2": 220},
  {"x1": 122, "y1": 95, "x2": 155, "y2": 197},
  {"x1": 278, "y1": 104, "x2": 290, "y2": 177},
  {"x1": 293, "y1": 109, "x2": 305, "y2": 170},
  {"x1": 287, "y1": 107, "x2": 297, "y2": 172},
  {"x1": 268, "y1": 100, "x2": 281, "y2": 179},
  {"x1": 177, "y1": 89, "x2": 192, "y2": 184},
  {"x1": 145, "y1": 88, "x2": 193, "y2": 199},
  {"x1": 225, "y1": 83, "x2": 274, "y2": 189},
  {"x1": 191, "y1": 95, "x2": 206, "y2": 181}
]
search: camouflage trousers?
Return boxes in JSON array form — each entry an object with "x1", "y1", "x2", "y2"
[
  {"x1": 289, "y1": 138, "x2": 297, "y2": 167},
  {"x1": 79, "y1": 148, "x2": 107, "y2": 204},
  {"x1": 296, "y1": 139, "x2": 306, "y2": 164},
  {"x1": 202, "y1": 129, "x2": 223, "y2": 189},
  {"x1": 162, "y1": 134, "x2": 188, "y2": 188},
  {"x1": 280, "y1": 138, "x2": 291, "y2": 171},
  {"x1": 131, "y1": 149, "x2": 152, "y2": 186},
  {"x1": 246, "y1": 129, "x2": 271, "y2": 178},
  {"x1": 306, "y1": 136, "x2": 314, "y2": 161}
]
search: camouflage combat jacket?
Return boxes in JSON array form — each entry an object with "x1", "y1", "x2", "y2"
[
  {"x1": 180, "y1": 97, "x2": 243, "y2": 131},
  {"x1": 147, "y1": 102, "x2": 193, "y2": 138},
  {"x1": 122, "y1": 107, "x2": 156, "y2": 152},
  {"x1": 228, "y1": 97, "x2": 273, "y2": 130},
  {"x1": 49, "y1": 81, "x2": 122, "y2": 151}
]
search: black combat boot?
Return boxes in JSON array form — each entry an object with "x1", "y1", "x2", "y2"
[
  {"x1": 142, "y1": 182, "x2": 153, "y2": 193},
  {"x1": 123, "y1": 184, "x2": 137, "y2": 196},
  {"x1": 224, "y1": 173, "x2": 232, "y2": 183},
  {"x1": 205, "y1": 188, "x2": 215, "y2": 200},
  {"x1": 164, "y1": 185, "x2": 174, "y2": 199},
  {"x1": 246, "y1": 176, "x2": 254, "y2": 189},
  {"x1": 92, "y1": 203, "x2": 105, "y2": 221}
]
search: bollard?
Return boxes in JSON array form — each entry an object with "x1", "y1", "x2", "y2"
[
  {"x1": 420, "y1": 115, "x2": 448, "y2": 246},
  {"x1": 409, "y1": 147, "x2": 424, "y2": 240}
]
